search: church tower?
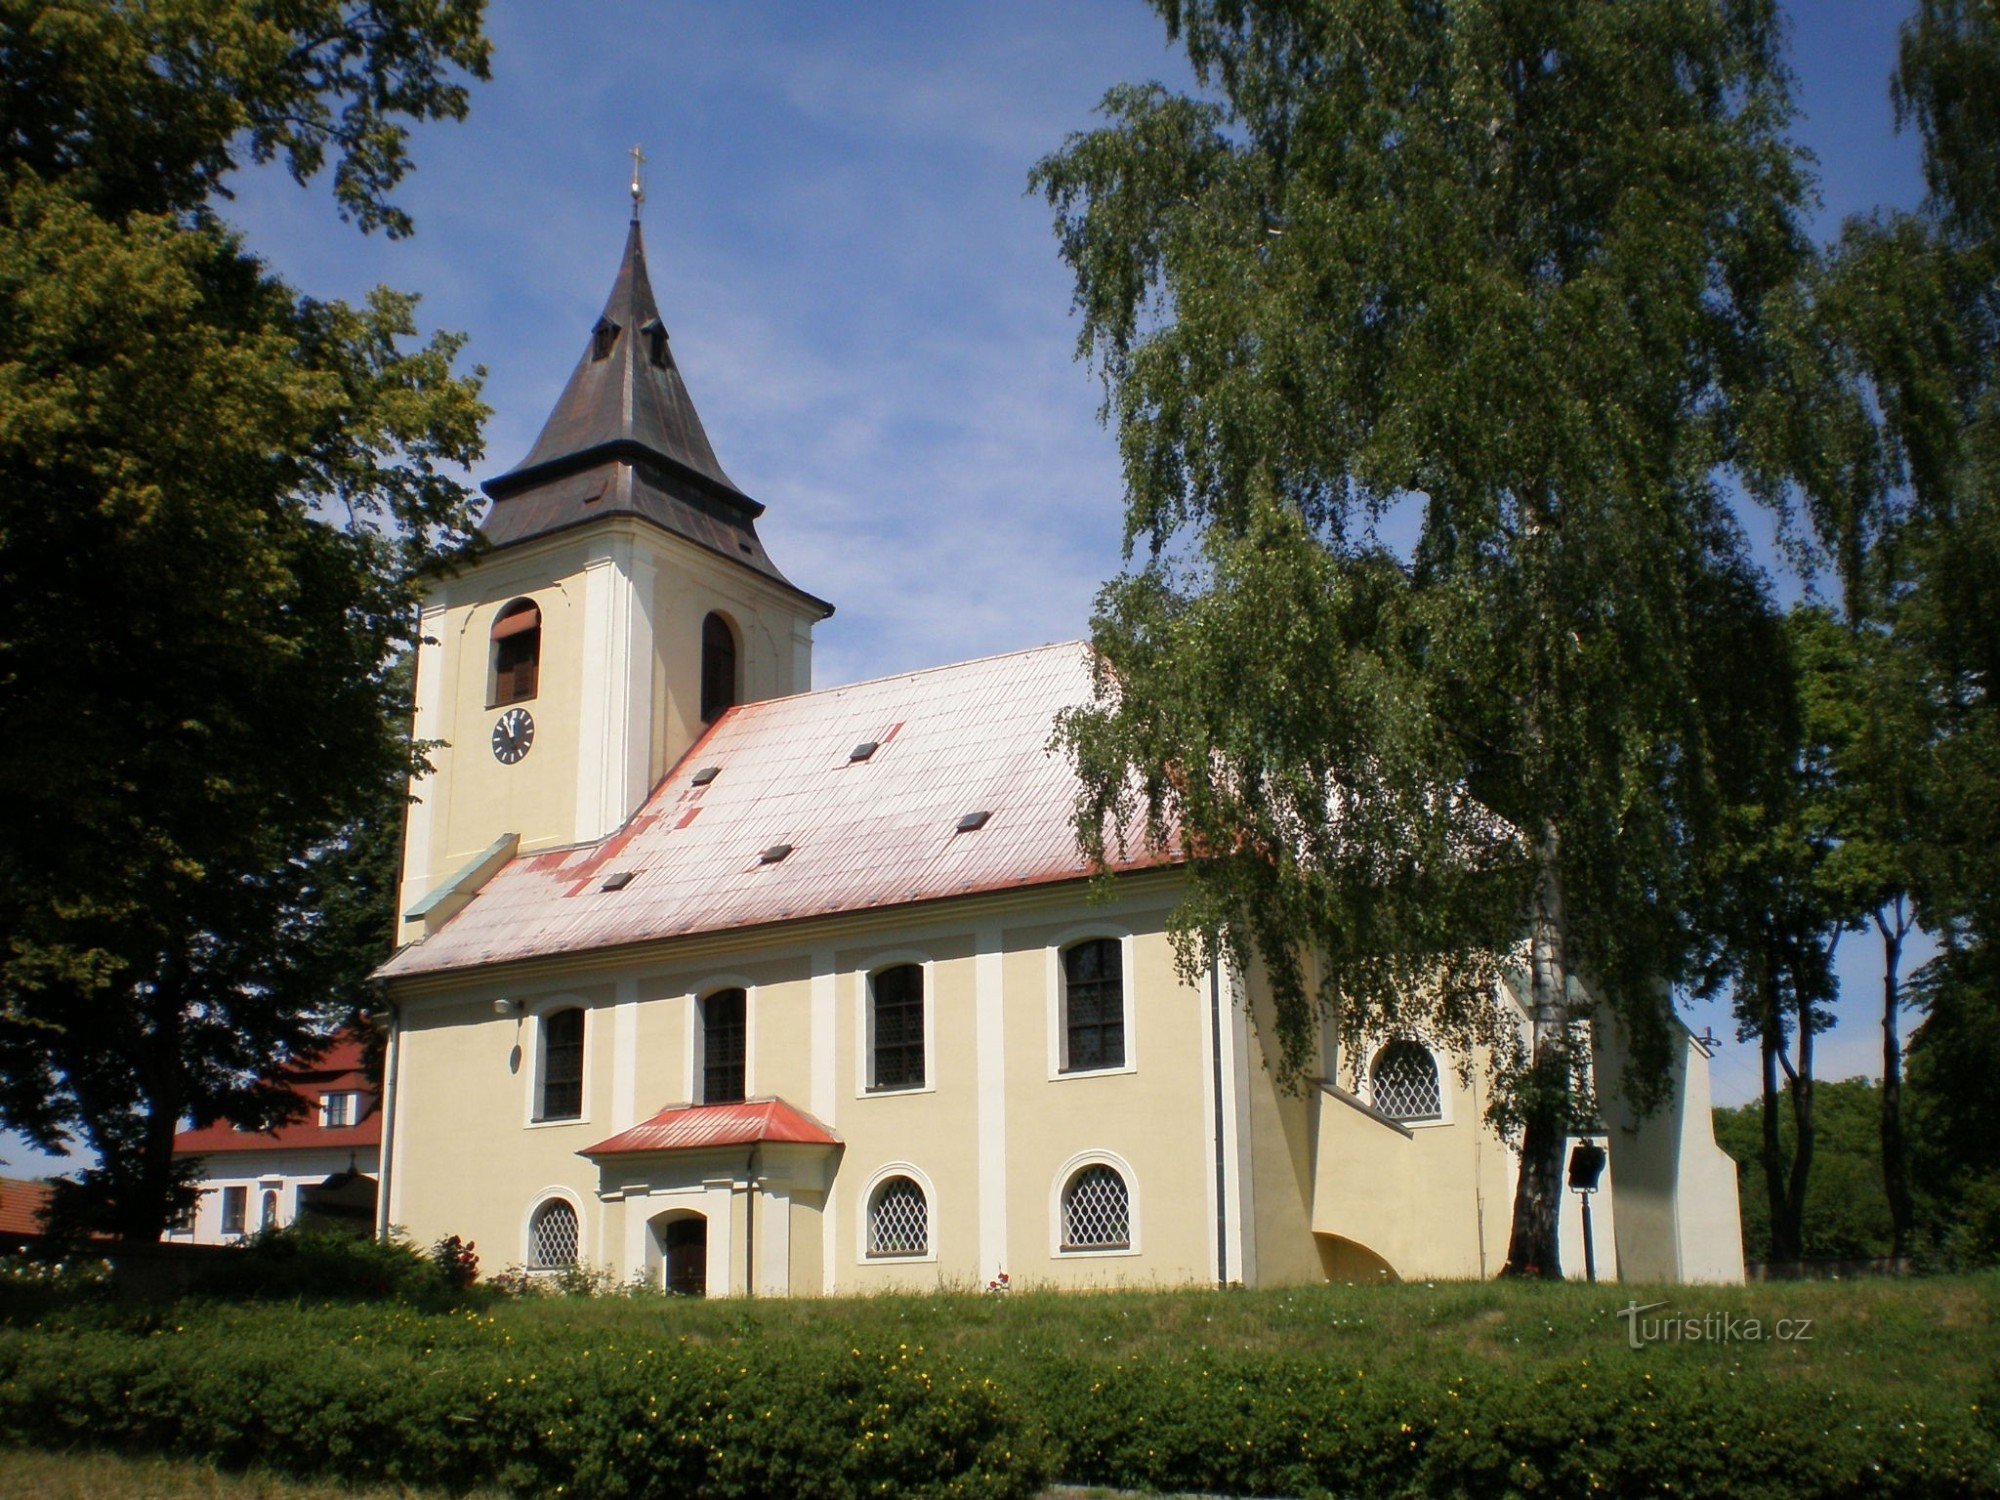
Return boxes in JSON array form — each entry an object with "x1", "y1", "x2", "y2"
[{"x1": 395, "y1": 214, "x2": 833, "y2": 944}]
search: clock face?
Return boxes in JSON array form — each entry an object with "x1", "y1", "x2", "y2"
[{"x1": 491, "y1": 707, "x2": 535, "y2": 765}]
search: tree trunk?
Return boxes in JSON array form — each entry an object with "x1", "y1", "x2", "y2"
[
  {"x1": 1502, "y1": 821, "x2": 1568, "y2": 1280},
  {"x1": 1757, "y1": 960, "x2": 1800, "y2": 1263},
  {"x1": 1877, "y1": 900, "x2": 1914, "y2": 1261},
  {"x1": 1783, "y1": 977, "x2": 1815, "y2": 1259}
]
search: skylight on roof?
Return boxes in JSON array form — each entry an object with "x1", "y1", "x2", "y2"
[
  {"x1": 758, "y1": 843, "x2": 794, "y2": 865},
  {"x1": 600, "y1": 871, "x2": 636, "y2": 892},
  {"x1": 691, "y1": 766, "x2": 720, "y2": 786},
  {"x1": 955, "y1": 810, "x2": 992, "y2": 833},
  {"x1": 849, "y1": 741, "x2": 879, "y2": 763}
]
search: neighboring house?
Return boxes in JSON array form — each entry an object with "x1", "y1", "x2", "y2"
[
  {"x1": 372, "y1": 211, "x2": 1745, "y2": 1295},
  {"x1": 170, "y1": 1036, "x2": 382, "y2": 1243},
  {"x1": 0, "y1": 1177, "x2": 56, "y2": 1253}
]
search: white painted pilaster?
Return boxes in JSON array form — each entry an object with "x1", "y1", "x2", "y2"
[{"x1": 612, "y1": 979, "x2": 639, "y2": 1131}]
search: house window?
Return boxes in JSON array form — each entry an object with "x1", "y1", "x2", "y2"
[
  {"x1": 867, "y1": 1175, "x2": 929, "y2": 1257},
  {"x1": 869, "y1": 965, "x2": 925, "y2": 1091},
  {"x1": 529, "y1": 1198, "x2": 580, "y2": 1269},
  {"x1": 701, "y1": 988, "x2": 746, "y2": 1105},
  {"x1": 1370, "y1": 1041, "x2": 1442, "y2": 1122},
  {"x1": 491, "y1": 599, "x2": 541, "y2": 706},
  {"x1": 1062, "y1": 938, "x2": 1125, "y2": 1072},
  {"x1": 537, "y1": 1007, "x2": 585, "y2": 1121},
  {"x1": 321, "y1": 1092, "x2": 358, "y2": 1128},
  {"x1": 261, "y1": 1189, "x2": 280, "y2": 1231},
  {"x1": 1061, "y1": 1164, "x2": 1130, "y2": 1251},
  {"x1": 220, "y1": 1185, "x2": 247, "y2": 1237},
  {"x1": 700, "y1": 612, "x2": 738, "y2": 723}
]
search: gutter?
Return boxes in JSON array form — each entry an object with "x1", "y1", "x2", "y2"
[{"x1": 372, "y1": 987, "x2": 401, "y2": 1242}]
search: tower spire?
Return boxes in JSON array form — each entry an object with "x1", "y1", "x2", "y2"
[{"x1": 629, "y1": 144, "x2": 645, "y2": 222}]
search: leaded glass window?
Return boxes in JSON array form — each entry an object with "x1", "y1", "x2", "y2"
[
  {"x1": 530, "y1": 1199, "x2": 579, "y2": 1269},
  {"x1": 1371, "y1": 1041, "x2": 1442, "y2": 1121},
  {"x1": 539, "y1": 1007, "x2": 584, "y2": 1120},
  {"x1": 870, "y1": 965, "x2": 925, "y2": 1091},
  {"x1": 1063, "y1": 938, "x2": 1124, "y2": 1071},
  {"x1": 867, "y1": 1175, "x2": 928, "y2": 1257},
  {"x1": 703, "y1": 989, "x2": 747, "y2": 1105},
  {"x1": 1061, "y1": 1164, "x2": 1131, "y2": 1251}
]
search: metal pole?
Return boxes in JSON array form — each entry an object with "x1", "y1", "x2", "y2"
[{"x1": 1580, "y1": 1192, "x2": 1597, "y2": 1284}]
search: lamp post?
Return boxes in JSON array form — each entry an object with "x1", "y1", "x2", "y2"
[{"x1": 1567, "y1": 1141, "x2": 1608, "y2": 1283}]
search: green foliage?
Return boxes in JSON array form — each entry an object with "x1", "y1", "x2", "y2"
[
  {"x1": 1714, "y1": 1077, "x2": 1897, "y2": 1262},
  {"x1": 1031, "y1": 0, "x2": 1811, "y2": 1274},
  {"x1": 0, "y1": 2, "x2": 489, "y2": 1240},
  {"x1": 0, "y1": 1279, "x2": 1994, "y2": 1499},
  {"x1": 188, "y1": 1228, "x2": 463, "y2": 1307}
]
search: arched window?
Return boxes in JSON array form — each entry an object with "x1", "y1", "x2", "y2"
[
  {"x1": 1061, "y1": 938, "x2": 1125, "y2": 1072},
  {"x1": 491, "y1": 598, "x2": 541, "y2": 706},
  {"x1": 700, "y1": 612, "x2": 738, "y2": 723},
  {"x1": 529, "y1": 1198, "x2": 580, "y2": 1269},
  {"x1": 1061, "y1": 1163, "x2": 1131, "y2": 1251},
  {"x1": 537, "y1": 1007, "x2": 584, "y2": 1121},
  {"x1": 701, "y1": 988, "x2": 746, "y2": 1105},
  {"x1": 1370, "y1": 1041, "x2": 1442, "y2": 1122},
  {"x1": 869, "y1": 965, "x2": 925, "y2": 1091},
  {"x1": 867, "y1": 1175, "x2": 929, "y2": 1257},
  {"x1": 260, "y1": 1189, "x2": 279, "y2": 1231}
]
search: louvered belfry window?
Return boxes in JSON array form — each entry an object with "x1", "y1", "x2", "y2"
[
  {"x1": 1062, "y1": 1164, "x2": 1131, "y2": 1251},
  {"x1": 1371, "y1": 1041, "x2": 1442, "y2": 1121},
  {"x1": 491, "y1": 599, "x2": 541, "y2": 705},
  {"x1": 868, "y1": 1176, "x2": 928, "y2": 1257},
  {"x1": 703, "y1": 989, "x2": 747, "y2": 1104},
  {"x1": 538, "y1": 1007, "x2": 584, "y2": 1121},
  {"x1": 530, "y1": 1199, "x2": 579, "y2": 1268},
  {"x1": 1063, "y1": 939, "x2": 1124, "y2": 1071},
  {"x1": 870, "y1": 965, "x2": 925, "y2": 1091},
  {"x1": 700, "y1": 612, "x2": 737, "y2": 723}
]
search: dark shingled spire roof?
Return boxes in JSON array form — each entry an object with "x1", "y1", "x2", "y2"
[{"x1": 479, "y1": 221, "x2": 830, "y2": 615}]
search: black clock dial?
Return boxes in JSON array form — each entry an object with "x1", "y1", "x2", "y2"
[{"x1": 491, "y1": 707, "x2": 535, "y2": 764}]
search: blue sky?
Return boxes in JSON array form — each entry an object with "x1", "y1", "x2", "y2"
[{"x1": 2, "y1": 1, "x2": 1936, "y2": 1177}]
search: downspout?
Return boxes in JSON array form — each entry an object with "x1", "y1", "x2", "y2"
[
  {"x1": 743, "y1": 1144, "x2": 761, "y2": 1298},
  {"x1": 372, "y1": 984, "x2": 400, "y2": 1243},
  {"x1": 1209, "y1": 954, "x2": 1228, "y2": 1287}
]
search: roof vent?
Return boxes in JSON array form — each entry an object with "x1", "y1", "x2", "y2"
[
  {"x1": 591, "y1": 316, "x2": 621, "y2": 361},
  {"x1": 849, "y1": 741, "x2": 879, "y2": 763},
  {"x1": 600, "y1": 871, "x2": 636, "y2": 892},
  {"x1": 955, "y1": 810, "x2": 992, "y2": 833},
  {"x1": 640, "y1": 318, "x2": 669, "y2": 368},
  {"x1": 758, "y1": 843, "x2": 794, "y2": 865},
  {"x1": 691, "y1": 766, "x2": 720, "y2": 787}
]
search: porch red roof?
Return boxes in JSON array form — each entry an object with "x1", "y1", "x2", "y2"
[{"x1": 580, "y1": 1097, "x2": 839, "y2": 1158}]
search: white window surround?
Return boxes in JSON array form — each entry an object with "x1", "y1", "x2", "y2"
[
  {"x1": 521, "y1": 1185, "x2": 586, "y2": 1270},
  {"x1": 855, "y1": 1161, "x2": 939, "y2": 1265},
  {"x1": 852, "y1": 953, "x2": 937, "y2": 1098},
  {"x1": 319, "y1": 1092, "x2": 361, "y2": 1128},
  {"x1": 1048, "y1": 1149, "x2": 1141, "y2": 1259},
  {"x1": 1043, "y1": 926, "x2": 1139, "y2": 1081},
  {"x1": 1358, "y1": 1038, "x2": 1454, "y2": 1129},
  {"x1": 686, "y1": 975, "x2": 758, "y2": 1105},
  {"x1": 520, "y1": 995, "x2": 593, "y2": 1130}
]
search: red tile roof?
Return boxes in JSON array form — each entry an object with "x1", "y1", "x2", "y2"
[
  {"x1": 0, "y1": 1178, "x2": 52, "y2": 1240},
  {"x1": 173, "y1": 1034, "x2": 382, "y2": 1156},
  {"x1": 581, "y1": 1098, "x2": 839, "y2": 1157},
  {"x1": 380, "y1": 641, "x2": 1170, "y2": 981}
]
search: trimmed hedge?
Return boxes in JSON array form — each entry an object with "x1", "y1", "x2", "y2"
[
  {"x1": 1, "y1": 1291, "x2": 1994, "y2": 1498},
  {"x1": 0, "y1": 1307, "x2": 1044, "y2": 1499}
]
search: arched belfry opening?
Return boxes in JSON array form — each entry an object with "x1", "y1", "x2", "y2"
[
  {"x1": 490, "y1": 599, "x2": 541, "y2": 706},
  {"x1": 700, "y1": 612, "x2": 738, "y2": 723}
]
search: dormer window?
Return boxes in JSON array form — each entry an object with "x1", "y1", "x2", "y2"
[
  {"x1": 642, "y1": 318, "x2": 669, "y2": 367},
  {"x1": 591, "y1": 317, "x2": 620, "y2": 361},
  {"x1": 321, "y1": 1092, "x2": 360, "y2": 1128},
  {"x1": 491, "y1": 599, "x2": 541, "y2": 706},
  {"x1": 700, "y1": 612, "x2": 738, "y2": 723}
]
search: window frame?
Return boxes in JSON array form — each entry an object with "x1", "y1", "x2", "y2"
[
  {"x1": 320, "y1": 1091, "x2": 360, "y2": 1129},
  {"x1": 1048, "y1": 1151, "x2": 1141, "y2": 1259},
  {"x1": 853, "y1": 955, "x2": 935, "y2": 1098},
  {"x1": 219, "y1": 1184, "x2": 248, "y2": 1238},
  {"x1": 1364, "y1": 1039, "x2": 1452, "y2": 1128},
  {"x1": 524, "y1": 1190, "x2": 584, "y2": 1272},
  {"x1": 697, "y1": 986, "x2": 749, "y2": 1106},
  {"x1": 855, "y1": 1162, "x2": 939, "y2": 1265},
  {"x1": 1044, "y1": 927, "x2": 1139, "y2": 1081},
  {"x1": 488, "y1": 597, "x2": 543, "y2": 708},
  {"x1": 524, "y1": 998, "x2": 591, "y2": 1129}
]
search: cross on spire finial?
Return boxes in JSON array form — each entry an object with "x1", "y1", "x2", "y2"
[{"x1": 629, "y1": 144, "x2": 646, "y2": 221}]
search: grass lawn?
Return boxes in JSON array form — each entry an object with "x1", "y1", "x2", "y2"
[{"x1": 0, "y1": 1447, "x2": 503, "y2": 1499}]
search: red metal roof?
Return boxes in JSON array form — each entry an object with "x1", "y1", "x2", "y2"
[
  {"x1": 0, "y1": 1178, "x2": 52, "y2": 1241},
  {"x1": 379, "y1": 641, "x2": 1171, "y2": 980},
  {"x1": 173, "y1": 1034, "x2": 382, "y2": 1156},
  {"x1": 581, "y1": 1098, "x2": 839, "y2": 1157}
]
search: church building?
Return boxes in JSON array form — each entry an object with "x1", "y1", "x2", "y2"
[{"x1": 372, "y1": 213, "x2": 1746, "y2": 1294}]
